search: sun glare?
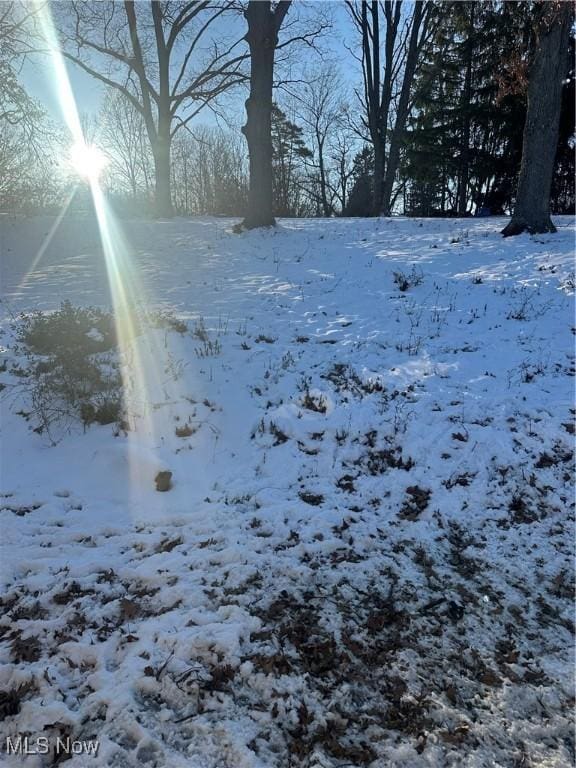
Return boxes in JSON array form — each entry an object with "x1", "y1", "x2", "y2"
[
  {"x1": 35, "y1": 0, "x2": 183, "y2": 516},
  {"x1": 70, "y1": 142, "x2": 108, "y2": 181}
]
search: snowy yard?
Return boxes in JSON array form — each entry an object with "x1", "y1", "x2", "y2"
[{"x1": 0, "y1": 214, "x2": 574, "y2": 767}]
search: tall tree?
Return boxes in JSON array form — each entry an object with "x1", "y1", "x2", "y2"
[
  {"x1": 403, "y1": 1, "x2": 533, "y2": 217},
  {"x1": 550, "y1": 45, "x2": 575, "y2": 215},
  {"x1": 502, "y1": 2, "x2": 573, "y2": 236},
  {"x1": 0, "y1": 2, "x2": 54, "y2": 212},
  {"x1": 0, "y1": 2, "x2": 41, "y2": 131},
  {"x1": 455, "y1": 1, "x2": 475, "y2": 215},
  {"x1": 344, "y1": 145, "x2": 374, "y2": 216},
  {"x1": 271, "y1": 104, "x2": 312, "y2": 216},
  {"x1": 329, "y1": 127, "x2": 358, "y2": 215},
  {"x1": 241, "y1": 0, "x2": 291, "y2": 229},
  {"x1": 347, "y1": 0, "x2": 432, "y2": 216},
  {"x1": 380, "y1": 1, "x2": 432, "y2": 215},
  {"x1": 297, "y1": 67, "x2": 342, "y2": 217},
  {"x1": 100, "y1": 90, "x2": 153, "y2": 202},
  {"x1": 59, "y1": 1, "x2": 246, "y2": 217}
]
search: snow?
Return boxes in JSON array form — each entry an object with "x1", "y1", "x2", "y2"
[{"x1": 0, "y1": 213, "x2": 574, "y2": 767}]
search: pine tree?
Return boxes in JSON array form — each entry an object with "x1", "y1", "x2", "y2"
[
  {"x1": 403, "y1": 1, "x2": 532, "y2": 216},
  {"x1": 271, "y1": 104, "x2": 313, "y2": 217},
  {"x1": 551, "y1": 47, "x2": 575, "y2": 215},
  {"x1": 343, "y1": 146, "x2": 374, "y2": 217}
]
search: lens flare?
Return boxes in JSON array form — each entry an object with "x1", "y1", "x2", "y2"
[
  {"x1": 70, "y1": 142, "x2": 108, "y2": 181},
  {"x1": 33, "y1": 0, "x2": 186, "y2": 517}
]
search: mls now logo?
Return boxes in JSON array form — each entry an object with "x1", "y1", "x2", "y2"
[{"x1": 5, "y1": 736, "x2": 99, "y2": 756}]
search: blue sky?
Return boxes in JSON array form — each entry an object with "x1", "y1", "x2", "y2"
[{"x1": 22, "y1": 54, "x2": 102, "y2": 119}]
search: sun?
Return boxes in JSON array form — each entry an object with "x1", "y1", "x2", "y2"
[{"x1": 70, "y1": 142, "x2": 108, "y2": 181}]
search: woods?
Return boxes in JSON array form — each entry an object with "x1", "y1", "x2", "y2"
[{"x1": 0, "y1": 1, "x2": 573, "y2": 225}]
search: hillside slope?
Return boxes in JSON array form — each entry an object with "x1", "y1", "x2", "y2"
[{"x1": 0, "y1": 215, "x2": 574, "y2": 767}]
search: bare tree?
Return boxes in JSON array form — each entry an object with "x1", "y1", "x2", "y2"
[
  {"x1": 0, "y1": 2, "x2": 43, "y2": 130},
  {"x1": 329, "y1": 126, "x2": 357, "y2": 214},
  {"x1": 297, "y1": 66, "x2": 342, "y2": 217},
  {"x1": 0, "y1": 2, "x2": 57, "y2": 211},
  {"x1": 502, "y1": 2, "x2": 573, "y2": 236},
  {"x1": 239, "y1": 0, "x2": 332, "y2": 228},
  {"x1": 347, "y1": 0, "x2": 432, "y2": 216},
  {"x1": 100, "y1": 90, "x2": 154, "y2": 201},
  {"x1": 241, "y1": 1, "x2": 291, "y2": 229},
  {"x1": 0, "y1": 1, "x2": 39, "y2": 59},
  {"x1": 171, "y1": 126, "x2": 247, "y2": 215},
  {"x1": 380, "y1": 1, "x2": 432, "y2": 215},
  {"x1": 58, "y1": 1, "x2": 247, "y2": 217}
]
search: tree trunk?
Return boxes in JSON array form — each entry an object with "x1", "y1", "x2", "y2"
[
  {"x1": 318, "y1": 137, "x2": 331, "y2": 217},
  {"x1": 241, "y1": 1, "x2": 291, "y2": 230},
  {"x1": 152, "y1": 135, "x2": 173, "y2": 218},
  {"x1": 457, "y1": 2, "x2": 475, "y2": 215},
  {"x1": 356, "y1": 0, "x2": 392, "y2": 217},
  {"x1": 502, "y1": 3, "x2": 571, "y2": 236},
  {"x1": 124, "y1": 1, "x2": 174, "y2": 217},
  {"x1": 381, "y1": 1, "x2": 429, "y2": 216},
  {"x1": 150, "y1": 2, "x2": 173, "y2": 218},
  {"x1": 373, "y1": 138, "x2": 385, "y2": 215},
  {"x1": 380, "y1": 130, "x2": 399, "y2": 215}
]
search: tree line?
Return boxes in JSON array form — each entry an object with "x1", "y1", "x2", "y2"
[{"x1": 0, "y1": 1, "x2": 573, "y2": 236}]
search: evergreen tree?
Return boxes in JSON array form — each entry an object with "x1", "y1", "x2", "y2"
[
  {"x1": 343, "y1": 146, "x2": 374, "y2": 217},
  {"x1": 403, "y1": 1, "x2": 532, "y2": 216},
  {"x1": 271, "y1": 104, "x2": 313, "y2": 217},
  {"x1": 551, "y1": 50, "x2": 575, "y2": 215}
]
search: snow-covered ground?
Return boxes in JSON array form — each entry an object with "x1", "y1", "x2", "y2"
[{"x1": 0, "y1": 213, "x2": 574, "y2": 767}]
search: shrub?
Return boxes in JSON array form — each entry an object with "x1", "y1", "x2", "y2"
[
  {"x1": 17, "y1": 302, "x2": 123, "y2": 440},
  {"x1": 20, "y1": 300, "x2": 116, "y2": 356},
  {"x1": 393, "y1": 266, "x2": 424, "y2": 292}
]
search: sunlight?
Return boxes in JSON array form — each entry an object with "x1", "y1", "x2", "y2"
[
  {"x1": 70, "y1": 142, "x2": 108, "y2": 181},
  {"x1": 22, "y1": 0, "x2": 86, "y2": 279},
  {"x1": 33, "y1": 2, "x2": 83, "y2": 146},
  {"x1": 34, "y1": 0, "x2": 178, "y2": 514}
]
